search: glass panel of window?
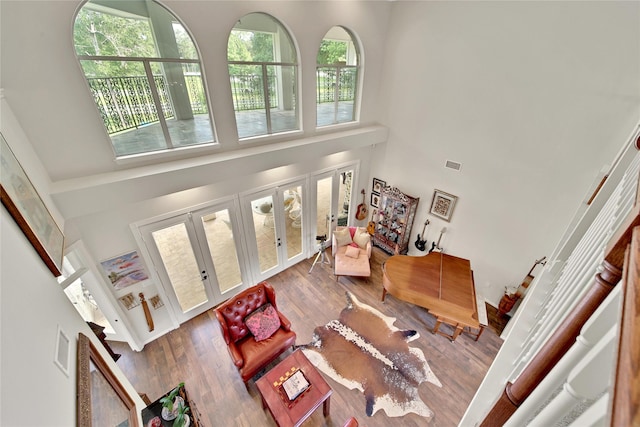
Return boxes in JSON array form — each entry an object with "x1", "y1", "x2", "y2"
[
  {"x1": 316, "y1": 26, "x2": 360, "y2": 127},
  {"x1": 74, "y1": 0, "x2": 215, "y2": 157},
  {"x1": 228, "y1": 13, "x2": 299, "y2": 139}
]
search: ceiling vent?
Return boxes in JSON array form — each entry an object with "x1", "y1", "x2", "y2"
[{"x1": 445, "y1": 160, "x2": 462, "y2": 171}]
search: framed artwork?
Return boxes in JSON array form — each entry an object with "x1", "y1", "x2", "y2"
[
  {"x1": 150, "y1": 295, "x2": 164, "y2": 310},
  {"x1": 118, "y1": 293, "x2": 139, "y2": 310},
  {"x1": 430, "y1": 189, "x2": 458, "y2": 222},
  {"x1": 372, "y1": 178, "x2": 386, "y2": 195},
  {"x1": 0, "y1": 133, "x2": 64, "y2": 276},
  {"x1": 101, "y1": 250, "x2": 149, "y2": 290},
  {"x1": 370, "y1": 193, "x2": 380, "y2": 208},
  {"x1": 370, "y1": 208, "x2": 378, "y2": 222}
]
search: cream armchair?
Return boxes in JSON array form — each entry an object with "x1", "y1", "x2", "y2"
[{"x1": 332, "y1": 226, "x2": 372, "y2": 281}]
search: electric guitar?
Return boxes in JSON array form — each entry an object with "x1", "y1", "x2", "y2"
[
  {"x1": 414, "y1": 219, "x2": 430, "y2": 251},
  {"x1": 429, "y1": 227, "x2": 447, "y2": 253},
  {"x1": 355, "y1": 189, "x2": 368, "y2": 220}
]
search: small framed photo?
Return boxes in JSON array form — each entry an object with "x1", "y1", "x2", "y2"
[
  {"x1": 372, "y1": 178, "x2": 386, "y2": 195},
  {"x1": 370, "y1": 193, "x2": 380, "y2": 208},
  {"x1": 430, "y1": 189, "x2": 458, "y2": 222}
]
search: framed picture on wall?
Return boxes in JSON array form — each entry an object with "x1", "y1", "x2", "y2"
[
  {"x1": 370, "y1": 193, "x2": 380, "y2": 208},
  {"x1": 372, "y1": 178, "x2": 386, "y2": 195},
  {"x1": 0, "y1": 133, "x2": 64, "y2": 276},
  {"x1": 429, "y1": 189, "x2": 458, "y2": 222},
  {"x1": 101, "y1": 250, "x2": 149, "y2": 290}
]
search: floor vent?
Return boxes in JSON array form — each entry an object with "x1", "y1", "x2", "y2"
[{"x1": 445, "y1": 160, "x2": 462, "y2": 171}]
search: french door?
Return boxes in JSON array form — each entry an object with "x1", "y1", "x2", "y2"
[
  {"x1": 241, "y1": 180, "x2": 306, "y2": 283},
  {"x1": 139, "y1": 200, "x2": 249, "y2": 324},
  {"x1": 312, "y1": 166, "x2": 355, "y2": 244}
]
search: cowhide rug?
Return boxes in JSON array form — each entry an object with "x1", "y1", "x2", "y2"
[{"x1": 300, "y1": 292, "x2": 442, "y2": 418}]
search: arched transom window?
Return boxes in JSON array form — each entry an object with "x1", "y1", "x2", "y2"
[
  {"x1": 316, "y1": 26, "x2": 360, "y2": 127},
  {"x1": 74, "y1": 0, "x2": 215, "y2": 158},
  {"x1": 227, "y1": 13, "x2": 299, "y2": 139}
]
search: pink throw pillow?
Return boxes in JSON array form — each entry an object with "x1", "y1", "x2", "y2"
[
  {"x1": 348, "y1": 227, "x2": 357, "y2": 239},
  {"x1": 345, "y1": 245, "x2": 360, "y2": 259},
  {"x1": 244, "y1": 304, "x2": 281, "y2": 341},
  {"x1": 349, "y1": 242, "x2": 359, "y2": 248}
]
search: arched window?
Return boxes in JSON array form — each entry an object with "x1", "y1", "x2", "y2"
[
  {"x1": 316, "y1": 26, "x2": 360, "y2": 127},
  {"x1": 227, "y1": 13, "x2": 299, "y2": 139},
  {"x1": 74, "y1": 0, "x2": 215, "y2": 158}
]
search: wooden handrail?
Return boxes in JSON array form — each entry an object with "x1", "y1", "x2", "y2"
[
  {"x1": 610, "y1": 226, "x2": 640, "y2": 426},
  {"x1": 479, "y1": 201, "x2": 640, "y2": 426}
]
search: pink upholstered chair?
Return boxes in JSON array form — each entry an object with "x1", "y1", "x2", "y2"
[{"x1": 332, "y1": 226, "x2": 372, "y2": 281}]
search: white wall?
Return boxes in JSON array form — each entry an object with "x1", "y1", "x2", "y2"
[
  {"x1": 377, "y1": 1, "x2": 640, "y2": 304},
  {"x1": 0, "y1": 207, "x2": 144, "y2": 426}
]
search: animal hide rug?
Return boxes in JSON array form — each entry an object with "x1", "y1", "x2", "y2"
[{"x1": 301, "y1": 292, "x2": 442, "y2": 418}]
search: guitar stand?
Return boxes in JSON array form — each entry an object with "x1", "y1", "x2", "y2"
[{"x1": 309, "y1": 241, "x2": 331, "y2": 273}]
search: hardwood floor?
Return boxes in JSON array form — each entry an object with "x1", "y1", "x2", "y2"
[{"x1": 110, "y1": 247, "x2": 503, "y2": 427}]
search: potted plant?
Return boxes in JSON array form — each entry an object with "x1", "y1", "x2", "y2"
[
  {"x1": 159, "y1": 382, "x2": 185, "y2": 421},
  {"x1": 173, "y1": 399, "x2": 190, "y2": 427}
]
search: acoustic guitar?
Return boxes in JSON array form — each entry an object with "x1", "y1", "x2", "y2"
[
  {"x1": 414, "y1": 219, "x2": 430, "y2": 251},
  {"x1": 355, "y1": 189, "x2": 368, "y2": 221}
]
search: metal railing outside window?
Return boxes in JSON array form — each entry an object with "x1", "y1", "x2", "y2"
[{"x1": 87, "y1": 74, "x2": 207, "y2": 135}]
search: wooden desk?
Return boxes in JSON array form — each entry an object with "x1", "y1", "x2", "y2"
[
  {"x1": 381, "y1": 252, "x2": 480, "y2": 341},
  {"x1": 256, "y1": 350, "x2": 332, "y2": 427}
]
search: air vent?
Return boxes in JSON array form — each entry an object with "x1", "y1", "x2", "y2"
[{"x1": 445, "y1": 160, "x2": 462, "y2": 171}]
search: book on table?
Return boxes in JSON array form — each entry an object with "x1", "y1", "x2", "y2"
[{"x1": 282, "y1": 370, "x2": 310, "y2": 401}]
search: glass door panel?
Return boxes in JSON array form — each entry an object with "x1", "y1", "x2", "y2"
[
  {"x1": 316, "y1": 176, "x2": 332, "y2": 238},
  {"x1": 337, "y1": 169, "x2": 353, "y2": 226},
  {"x1": 200, "y1": 209, "x2": 243, "y2": 293},
  {"x1": 151, "y1": 223, "x2": 208, "y2": 313},
  {"x1": 250, "y1": 194, "x2": 278, "y2": 274},
  {"x1": 284, "y1": 184, "x2": 303, "y2": 260}
]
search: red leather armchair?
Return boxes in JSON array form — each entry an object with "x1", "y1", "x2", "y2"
[{"x1": 214, "y1": 282, "x2": 297, "y2": 383}]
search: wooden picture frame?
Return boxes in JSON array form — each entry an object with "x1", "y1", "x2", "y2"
[
  {"x1": 77, "y1": 333, "x2": 138, "y2": 427},
  {"x1": 430, "y1": 189, "x2": 458, "y2": 222},
  {"x1": 372, "y1": 178, "x2": 386, "y2": 195},
  {"x1": 0, "y1": 133, "x2": 64, "y2": 276}
]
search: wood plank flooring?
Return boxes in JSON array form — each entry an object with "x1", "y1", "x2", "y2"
[{"x1": 110, "y1": 247, "x2": 503, "y2": 427}]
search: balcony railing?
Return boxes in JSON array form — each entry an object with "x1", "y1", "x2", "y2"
[{"x1": 88, "y1": 70, "x2": 356, "y2": 136}]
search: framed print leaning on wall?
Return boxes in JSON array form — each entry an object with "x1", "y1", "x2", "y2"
[
  {"x1": 0, "y1": 133, "x2": 64, "y2": 276},
  {"x1": 429, "y1": 189, "x2": 458, "y2": 222}
]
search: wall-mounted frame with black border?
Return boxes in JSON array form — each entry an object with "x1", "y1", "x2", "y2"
[
  {"x1": 370, "y1": 192, "x2": 380, "y2": 208},
  {"x1": 429, "y1": 189, "x2": 458, "y2": 222},
  {"x1": 372, "y1": 178, "x2": 386, "y2": 195},
  {"x1": 0, "y1": 133, "x2": 64, "y2": 276}
]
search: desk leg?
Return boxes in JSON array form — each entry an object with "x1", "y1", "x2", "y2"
[
  {"x1": 452, "y1": 325, "x2": 464, "y2": 341},
  {"x1": 323, "y1": 396, "x2": 331, "y2": 416},
  {"x1": 381, "y1": 287, "x2": 387, "y2": 302},
  {"x1": 432, "y1": 319, "x2": 442, "y2": 334}
]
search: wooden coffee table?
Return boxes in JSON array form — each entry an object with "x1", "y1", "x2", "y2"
[{"x1": 256, "y1": 349, "x2": 332, "y2": 427}]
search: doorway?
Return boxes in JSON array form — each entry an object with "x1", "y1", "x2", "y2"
[
  {"x1": 312, "y1": 166, "x2": 355, "y2": 244},
  {"x1": 139, "y1": 200, "x2": 249, "y2": 324},
  {"x1": 241, "y1": 180, "x2": 306, "y2": 283}
]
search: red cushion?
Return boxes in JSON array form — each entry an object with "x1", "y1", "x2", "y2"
[
  {"x1": 348, "y1": 227, "x2": 357, "y2": 238},
  {"x1": 244, "y1": 304, "x2": 281, "y2": 341}
]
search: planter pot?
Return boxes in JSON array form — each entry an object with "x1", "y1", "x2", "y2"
[
  {"x1": 161, "y1": 396, "x2": 185, "y2": 421},
  {"x1": 174, "y1": 414, "x2": 190, "y2": 427}
]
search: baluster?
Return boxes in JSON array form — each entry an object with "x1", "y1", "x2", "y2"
[{"x1": 505, "y1": 287, "x2": 621, "y2": 426}]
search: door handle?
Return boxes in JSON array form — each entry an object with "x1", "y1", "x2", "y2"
[
  {"x1": 201, "y1": 270, "x2": 208, "y2": 280},
  {"x1": 277, "y1": 237, "x2": 282, "y2": 247}
]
